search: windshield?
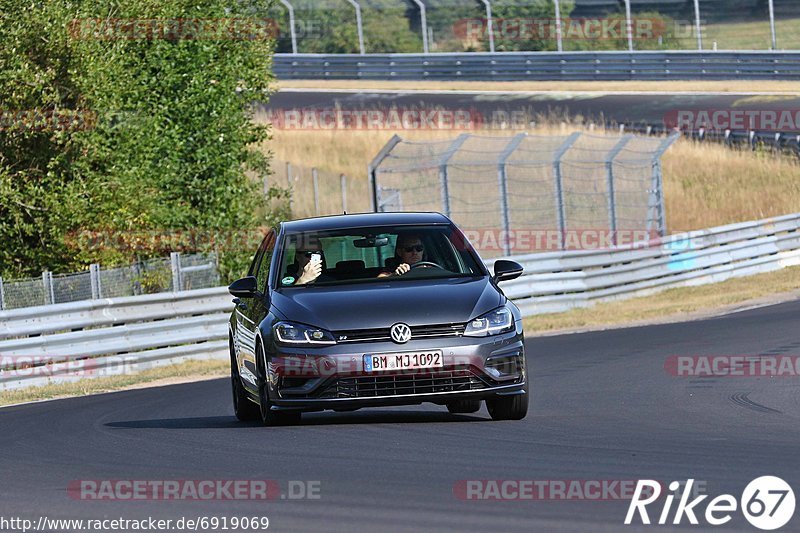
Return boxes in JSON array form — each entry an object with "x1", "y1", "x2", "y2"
[{"x1": 277, "y1": 224, "x2": 485, "y2": 287}]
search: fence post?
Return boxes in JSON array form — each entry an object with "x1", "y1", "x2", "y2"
[
  {"x1": 90, "y1": 263, "x2": 102, "y2": 299},
  {"x1": 312, "y1": 167, "x2": 320, "y2": 215},
  {"x1": 552, "y1": 132, "x2": 582, "y2": 250},
  {"x1": 340, "y1": 174, "x2": 348, "y2": 213},
  {"x1": 693, "y1": 0, "x2": 703, "y2": 50},
  {"x1": 605, "y1": 135, "x2": 634, "y2": 246},
  {"x1": 0, "y1": 276, "x2": 5, "y2": 310},
  {"x1": 278, "y1": 0, "x2": 298, "y2": 54},
  {"x1": 368, "y1": 134, "x2": 403, "y2": 213},
  {"x1": 438, "y1": 134, "x2": 470, "y2": 218},
  {"x1": 553, "y1": 0, "x2": 563, "y2": 52},
  {"x1": 410, "y1": 0, "x2": 429, "y2": 53},
  {"x1": 479, "y1": 0, "x2": 495, "y2": 53},
  {"x1": 133, "y1": 260, "x2": 142, "y2": 296},
  {"x1": 170, "y1": 252, "x2": 182, "y2": 292},
  {"x1": 624, "y1": 0, "x2": 633, "y2": 51},
  {"x1": 286, "y1": 161, "x2": 294, "y2": 215},
  {"x1": 768, "y1": 0, "x2": 777, "y2": 50},
  {"x1": 497, "y1": 133, "x2": 527, "y2": 256},
  {"x1": 650, "y1": 133, "x2": 681, "y2": 237},
  {"x1": 346, "y1": 0, "x2": 365, "y2": 55},
  {"x1": 42, "y1": 271, "x2": 54, "y2": 305}
]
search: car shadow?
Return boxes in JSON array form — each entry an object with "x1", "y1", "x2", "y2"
[{"x1": 105, "y1": 410, "x2": 487, "y2": 429}]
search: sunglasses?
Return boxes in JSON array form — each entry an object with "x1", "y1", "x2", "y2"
[
  {"x1": 299, "y1": 251, "x2": 321, "y2": 258},
  {"x1": 403, "y1": 245, "x2": 424, "y2": 253}
]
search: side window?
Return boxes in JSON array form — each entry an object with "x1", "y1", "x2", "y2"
[{"x1": 255, "y1": 230, "x2": 277, "y2": 292}]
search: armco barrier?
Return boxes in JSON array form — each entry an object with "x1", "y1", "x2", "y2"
[
  {"x1": 487, "y1": 212, "x2": 800, "y2": 315},
  {"x1": 1, "y1": 213, "x2": 799, "y2": 391},
  {"x1": 0, "y1": 288, "x2": 232, "y2": 391},
  {"x1": 274, "y1": 52, "x2": 800, "y2": 81}
]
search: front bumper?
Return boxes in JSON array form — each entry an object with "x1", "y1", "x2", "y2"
[{"x1": 264, "y1": 324, "x2": 527, "y2": 411}]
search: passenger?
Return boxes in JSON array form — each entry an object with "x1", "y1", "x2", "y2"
[{"x1": 284, "y1": 241, "x2": 324, "y2": 285}]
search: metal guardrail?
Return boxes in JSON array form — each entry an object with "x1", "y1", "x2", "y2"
[
  {"x1": 488, "y1": 212, "x2": 800, "y2": 315},
  {"x1": 0, "y1": 288, "x2": 232, "y2": 391},
  {"x1": 274, "y1": 52, "x2": 800, "y2": 81},
  {"x1": 1, "y1": 212, "x2": 798, "y2": 391}
]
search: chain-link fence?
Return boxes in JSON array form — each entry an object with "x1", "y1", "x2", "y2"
[
  {"x1": 0, "y1": 253, "x2": 218, "y2": 311},
  {"x1": 269, "y1": 160, "x2": 372, "y2": 220},
  {"x1": 270, "y1": 0, "x2": 798, "y2": 53},
  {"x1": 369, "y1": 131, "x2": 678, "y2": 258}
]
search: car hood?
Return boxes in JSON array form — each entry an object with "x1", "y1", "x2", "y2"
[{"x1": 271, "y1": 276, "x2": 502, "y2": 331}]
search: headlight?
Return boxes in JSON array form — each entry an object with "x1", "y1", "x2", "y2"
[
  {"x1": 463, "y1": 306, "x2": 514, "y2": 337},
  {"x1": 274, "y1": 321, "x2": 336, "y2": 346}
]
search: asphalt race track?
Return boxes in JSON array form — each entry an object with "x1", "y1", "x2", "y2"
[
  {"x1": 2, "y1": 299, "x2": 799, "y2": 532},
  {"x1": 266, "y1": 90, "x2": 800, "y2": 132}
]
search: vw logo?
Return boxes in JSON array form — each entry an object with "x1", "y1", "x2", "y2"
[{"x1": 390, "y1": 323, "x2": 412, "y2": 344}]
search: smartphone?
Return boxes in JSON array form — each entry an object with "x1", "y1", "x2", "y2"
[{"x1": 310, "y1": 252, "x2": 321, "y2": 262}]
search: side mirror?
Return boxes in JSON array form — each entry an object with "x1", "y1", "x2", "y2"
[
  {"x1": 228, "y1": 276, "x2": 258, "y2": 298},
  {"x1": 493, "y1": 260, "x2": 523, "y2": 283}
]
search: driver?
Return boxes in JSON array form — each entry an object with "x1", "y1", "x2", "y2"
[{"x1": 383, "y1": 233, "x2": 426, "y2": 277}]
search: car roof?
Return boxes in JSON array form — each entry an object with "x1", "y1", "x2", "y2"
[{"x1": 281, "y1": 212, "x2": 452, "y2": 233}]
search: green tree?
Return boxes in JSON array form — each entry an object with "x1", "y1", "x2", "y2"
[{"x1": 0, "y1": 0, "x2": 276, "y2": 281}]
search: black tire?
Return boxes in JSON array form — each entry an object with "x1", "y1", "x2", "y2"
[
  {"x1": 486, "y1": 391, "x2": 529, "y2": 421},
  {"x1": 256, "y1": 343, "x2": 302, "y2": 427},
  {"x1": 231, "y1": 338, "x2": 259, "y2": 422},
  {"x1": 446, "y1": 399, "x2": 482, "y2": 414}
]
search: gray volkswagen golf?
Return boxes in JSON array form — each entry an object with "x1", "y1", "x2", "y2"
[{"x1": 228, "y1": 212, "x2": 527, "y2": 425}]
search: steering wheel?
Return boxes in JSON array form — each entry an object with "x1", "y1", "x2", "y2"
[{"x1": 410, "y1": 261, "x2": 445, "y2": 270}]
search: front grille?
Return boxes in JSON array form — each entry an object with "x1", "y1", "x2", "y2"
[
  {"x1": 334, "y1": 323, "x2": 466, "y2": 344},
  {"x1": 318, "y1": 369, "x2": 486, "y2": 399}
]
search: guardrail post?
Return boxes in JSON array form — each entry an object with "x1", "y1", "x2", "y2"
[
  {"x1": 90, "y1": 263, "x2": 102, "y2": 299},
  {"x1": 552, "y1": 132, "x2": 581, "y2": 250},
  {"x1": 438, "y1": 134, "x2": 470, "y2": 218},
  {"x1": 345, "y1": 0, "x2": 365, "y2": 55},
  {"x1": 278, "y1": 0, "x2": 298, "y2": 54},
  {"x1": 170, "y1": 252, "x2": 182, "y2": 292},
  {"x1": 605, "y1": 135, "x2": 634, "y2": 246},
  {"x1": 0, "y1": 276, "x2": 5, "y2": 310},
  {"x1": 497, "y1": 133, "x2": 527, "y2": 256},
  {"x1": 312, "y1": 167, "x2": 320, "y2": 215},
  {"x1": 42, "y1": 271, "x2": 54, "y2": 305},
  {"x1": 340, "y1": 174, "x2": 348, "y2": 212},
  {"x1": 368, "y1": 134, "x2": 403, "y2": 213},
  {"x1": 410, "y1": 0, "x2": 429, "y2": 54}
]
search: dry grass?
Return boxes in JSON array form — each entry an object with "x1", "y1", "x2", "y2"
[
  {"x1": 277, "y1": 80, "x2": 800, "y2": 94},
  {"x1": 0, "y1": 359, "x2": 227, "y2": 407},
  {"x1": 264, "y1": 125, "x2": 800, "y2": 233},
  {"x1": 523, "y1": 265, "x2": 800, "y2": 334}
]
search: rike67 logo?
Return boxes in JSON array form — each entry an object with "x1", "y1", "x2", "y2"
[{"x1": 626, "y1": 477, "x2": 795, "y2": 530}]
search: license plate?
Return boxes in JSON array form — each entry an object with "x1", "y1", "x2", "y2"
[{"x1": 363, "y1": 351, "x2": 443, "y2": 372}]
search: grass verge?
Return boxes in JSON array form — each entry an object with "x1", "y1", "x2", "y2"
[
  {"x1": 523, "y1": 265, "x2": 800, "y2": 335},
  {"x1": 0, "y1": 358, "x2": 228, "y2": 408}
]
